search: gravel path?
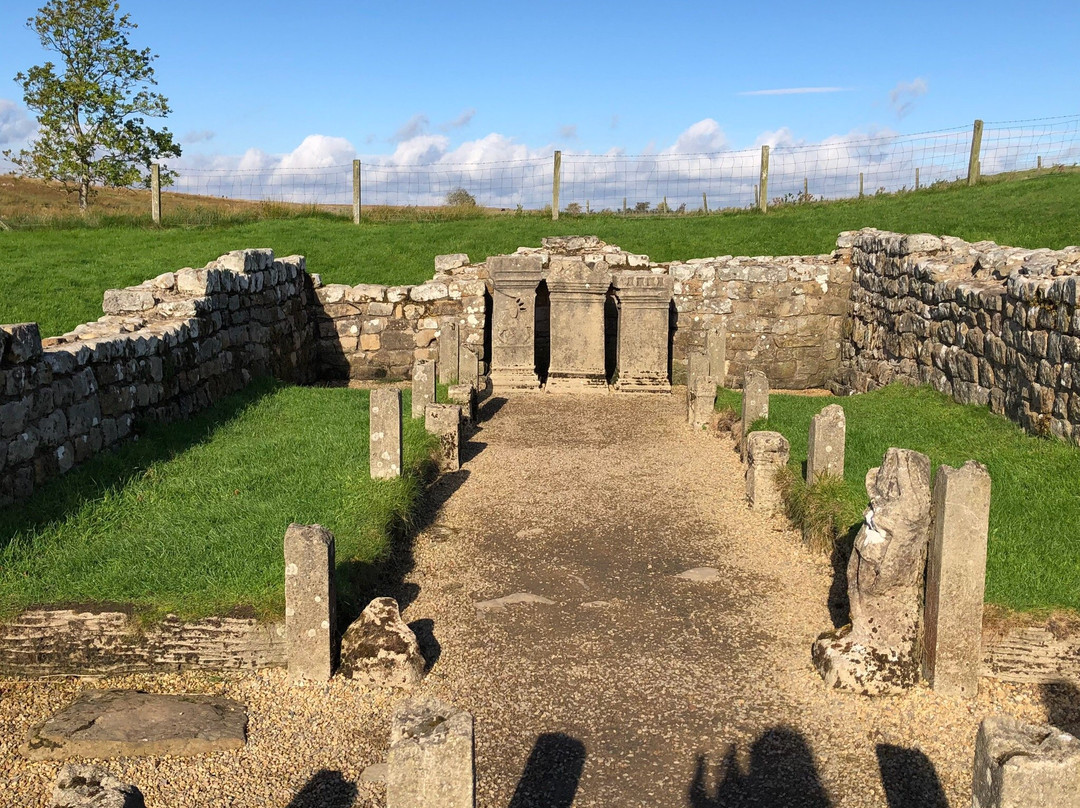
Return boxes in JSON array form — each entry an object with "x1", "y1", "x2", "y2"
[{"x1": 0, "y1": 390, "x2": 1071, "y2": 806}]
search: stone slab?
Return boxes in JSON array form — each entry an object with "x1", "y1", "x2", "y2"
[{"x1": 22, "y1": 690, "x2": 247, "y2": 760}]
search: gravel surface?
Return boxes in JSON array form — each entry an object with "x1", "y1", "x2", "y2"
[{"x1": 2, "y1": 390, "x2": 1076, "y2": 807}]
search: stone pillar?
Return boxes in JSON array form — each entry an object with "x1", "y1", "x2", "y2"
[
  {"x1": 972, "y1": 716, "x2": 1080, "y2": 808},
  {"x1": 611, "y1": 271, "x2": 672, "y2": 393},
  {"x1": 438, "y1": 320, "x2": 459, "y2": 384},
  {"x1": 806, "y1": 404, "x2": 846, "y2": 485},
  {"x1": 459, "y1": 347, "x2": 480, "y2": 388},
  {"x1": 707, "y1": 326, "x2": 727, "y2": 384},
  {"x1": 687, "y1": 377, "x2": 716, "y2": 429},
  {"x1": 412, "y1": 360, "x2": 436, "y2": 419},
  {"x1": 369, "y1": 388, "x2": 403, "y2": 480},
  {"x1": 741, "y1": 370, "x2": 769, "y2": 434},
  {"x1": 746, "y1": 431, "x2": 790, "y2": 514},
  {"x1": 546, "y1": 256, "x2": 610, "y2": 392},
  {"x1": 284, "y1": 523, "x2": 337, "y2": 682},
  {"x1": 687, "y1": 350, "x2": 709, "y2": 388},
  {"x1": 447, "y1": 383, "x2": 477, "y2": 424},
  {"x1": 425, "y1": 404, "x2": 462, "y2": 472},
  {"x1": 387, "y1": 695, "x2": 474, "y2": 808},
  {"x1": 812, "y1": 448, "x2": 932, "y2": 695},
  {"x1": 923, "y1": 461, "x2": 991, "y2": 697},
  {"x1": 489, "y1": 254, "x2": 543, "y2": 392}
]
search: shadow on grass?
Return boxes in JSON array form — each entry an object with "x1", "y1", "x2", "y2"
[{"x1": 0, "y1": 378, "x2": 278, "y2": 554}]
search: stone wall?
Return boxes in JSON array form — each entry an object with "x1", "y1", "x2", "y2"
[
  {"x1": 836, "y1": 228, "x2": 1080, "y2": 444},
  {"x1": 0, "y1": 249, "x2": 317, "y2": 505}
]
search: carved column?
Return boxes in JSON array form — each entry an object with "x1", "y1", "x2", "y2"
[
  {"x1": 612, "y1": 271, "x2": 672, "y2": 393},
  {"x1": 488, "y1": 254, "x2": 543, "y2": 392},
  {"x1": 546, "y1": 256, "x2": 610, "y2": 392}
]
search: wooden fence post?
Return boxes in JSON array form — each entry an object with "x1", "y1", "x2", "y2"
[
  {"x1": 151, "y1": 163, "x2": 161, "y2": 225},
  {"x1": 859, "y1": 172, "x2": 864, "y2": 198},
  {"x1": 352, "y1": 159, "x2": 361, "y2": 224},
  {"x1": 967, "y1": 119, "x2": 984, "y2": 186},
  {"x1": 758, "y1": 145, "x2": 770, "y2": 213},
  {"x1": 915, "y1": 167, "x2": 920, "y2": 190},
  {"x1": 552, "y1": 150, "x2": 561, "y2": 221},
  {"x1": 702, "y1": 192, "x2": 708, "y2": 214}
]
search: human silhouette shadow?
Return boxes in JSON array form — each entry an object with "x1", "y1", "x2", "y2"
[
  {"x1": 507, "y1": 732, "x2": 586, "y2": 808},
  {"x1": 1041, "y1": 679, "x2": 1080, "y2": 737},
  {"x1": 875, "y1": 744, "x2": 948, "y2": 808},
  {"x1": 688, "y1": 727, "x2": 831, "y2": 808},
  {"x1": 284, "y1": 770, "x2": 357, "y2": 808}
]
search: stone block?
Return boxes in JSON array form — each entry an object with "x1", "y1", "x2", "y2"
[
  {"x1": 923, "y1": 461, "x2": 991, "y2": 698},
  {"x1": 806, "y1": 404, "x2": 846, "y2": 485},
  {"x1": 338, "y1": 597, "x2": 425, "y2": 689},
  {"x1": 438, "y1": 320, "x2": 460, "y2": 384},
  {"x1": 459, "y1": 347, "x2": 480, "y2": 387},
  {"x1": 972, "y1": 716, "x2": 1080, "y2": 808},
  {"x1": 687, "y1": 377, "x2": 716, "y2": 429},
  {"x1": 745, "y1": 431, "x2": 790, "y2": 514},
  {"x1": 741, "y1": 370, "x2": 769, "y2": 436},
  {"x1": 435, "y1": 253, "x2": 469, "y2": 272},
  {"x1": 448, "y1": 383, "x2": 477, "y2": 423},
  {"x1": 707, "y1": 327, "x2": 727, "y2": 382},
  {"x1": 425, "y1": 404, "x2": 462, "y2": 472},
  {"x1": 369, "y1": 388, "x2": 402, "y2": 480},
  {"x1": 49, "y1": 764, "x2": 145, "y2": 808},
  {"x1": 284, "y1": 523, "x2": 337, "y2": 682},
  {"x1": 387, "y1": 696, "x2": 474, "y2": 808},
  {"x1": 412, "y1": 360, "x2": 436, "y2": 419},
  {"x1": 2, "y1": 323, "x2": 43, "y2": 365}
]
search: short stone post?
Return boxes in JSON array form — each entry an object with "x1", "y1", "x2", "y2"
[
  {"x1": 806, "y1": 404, "x2": 846, "y2": 485},
  {"x1": 923, "y1": 461, "x2": 991, "y2": 697},
  {"x1": 707, "y1": 327, "x2": 727, "y2": 384},
  {"x1": 438, "y1": 320, "x2": 460, "y2": 384},
  {"x1": 687, "y1": 350, "x2": 709, "y2": 389},
  {"x1": 284, "y1": 523, "x2": 337, "y2": 682},
  {"x1": 369, "y1": 388, "x2": 403, "y2": 480},
  {"x1": 459, "y1": 347, "x2": 480, "y2": 388},
  {"x1": 387, "y1": 695, "x2": 474, "y2": 808},
  {"x1": 425, "y1": 404, "x2": 462, "y2": 472},
  {"x1": 447, "y1": 383, "x2": 477, "y2": 423},
  {"x1": 741, "y1": 370, "x2": 769, "y2": 435},
  {"x1": 972, "y1": 715, "x2": 1080, "y2": 808},
  {"x1": 687, "y1": 376, "x2": 716, "y2": 429},
  {"x1": 412, "y1": 360, "x2": 436, "y2": 419},
  {"x1": 745, "y1": 431, "x2": 790, "y2": 514}
]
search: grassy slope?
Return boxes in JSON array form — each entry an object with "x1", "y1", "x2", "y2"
[
  {"x1": 3, "y1": 173, "x2": 1079, "y2": 338},
  {"x1": 717, "y1": 385, "x2": 1080, "y2": 614},
  {"x1": 0, "y1": 380, "x2": 435, "y2": 621}
]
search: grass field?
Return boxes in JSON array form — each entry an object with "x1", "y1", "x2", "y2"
[
  {"x1": 0, "y1": 379, "x2": 437, "y2": 622},
  {"x1": 2, "y1": 172, "x2": 1080, "y2": 338},
  {"x1": 716, "y1": 384, "x2": 1080, "y2": 615}
]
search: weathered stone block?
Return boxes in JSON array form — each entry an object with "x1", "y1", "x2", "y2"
[
  {"x1": 745, "y1": 431, "x2": 790, "y2": 514},
  {"x1": 447, "y1": 383, "x2": 477, "y2": 423},
  {"x1": 741, "y1": 370, "x2": 769, "y2": 433},
  {"x1": 806, "y1": 404, "x2": 846, "y2": 484},
  {"x1": 923, "y1": 461, "x2": 991, "y2": 697},
  {"x1": 972, "y1": 716, "x2": 1080, "y2": 808},
  {"x1": 2, "y1": 323, "x2": 42, "y2": 365},
  {"x1": 102, "y1": 289, "x2": 156, "y2": 316},
  {"x1": 49, "y1": 764, "x2": 145, "y2": 808},
  {"x1": 459, "y1": 347, "x2": 480, "y2": 387},
  {"x1": 438, "y1": 320, "x2": 459, "y2": 384},
  {"x1": 412, "y1": 360, "x2": 436, "y2": 419},
  {"x1": 369, "y1": 388, "x2": 402, "y2": 480},
  {"x1": 338, "y1": 597, "x2": 425, "y2": 689},
  {"x1": 284, "y1": 523, "x2": 337, "y2": 682},
  {"x1": 435, "y1": 253, "x2": 469, "y2": 272},
  {"x1": 387, "y1": 696, "x2": 474, "y2": 808},
  {"x1": 425, "y1": 404, "x2": 462, "y2": 472},
  {"x1": 687, "y1": 377, "x2": 716, "y2": 429}
]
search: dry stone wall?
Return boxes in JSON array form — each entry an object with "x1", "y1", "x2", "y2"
[{"x1": 836, "y1": 228, "x2": 1080, "y2": 443}]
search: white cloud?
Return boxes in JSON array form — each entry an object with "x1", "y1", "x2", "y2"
[
  {"x1": 183, "y1": 129, "x2": 215, "y2": 144},
  {"x1": 0, "y1": 99, "x2": 37, "y2": 149},
  {"x1": 890, "y1": 78, "x2": 928, "y2": 119},
  {"x1": 665, "y1": 119, "x2": 728, "y2": 153},
  {"x1": 754, "y1": 127, "x2": 801, "y2": 149},
  {"x1": 559, "y1": 124, "x2": 578, "y2": 140},
  {"x1": 739, "y1": 87, "x2": 852, "y2": 96},
  {"x1": 393, "y1": 114, "x2": 429, "y2": 142},
  {"x1": 440, "y1": 108, "x2": 476, "y2": 132}
]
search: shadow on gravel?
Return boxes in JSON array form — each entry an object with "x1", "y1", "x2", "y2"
[
  {"x1": 508, "y1": 732, "x2": 586, "y2": 808},
  {"x1": 827, "y1": 523, "x2": 860, "y2": 628},
  {"x1": 687, "y1": 727, "x2": 830, "y2": 807},
  {"x1": 875, "y1": 744, "x2": 948, "y2": 808},
  {"x1": 408, "y1": 617, "x2": 442, "y2": 672},
  {"x1": 478, "y1": 395, "x2": 508, "y2": 422},
  {"x1": 285, "y1": 770, "x2": 357, "y2": 808},
  {"x1": 461, "y1": 440, "x2": 488, "y2": 463},
  {"x1": 1042, "y1": 680, "x2": 1080, "y2": 737}
]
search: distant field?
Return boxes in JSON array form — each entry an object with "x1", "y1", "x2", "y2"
[{"x1": 2, "y1": 171, "x2": 1079, "y2": 337}]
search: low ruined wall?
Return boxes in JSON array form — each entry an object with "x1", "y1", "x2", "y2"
[
  {"x1": 0, "y1": 609, "x2": 285, "y2": 675},
  {"x1": 836, "y1": 229, "x2": 1080, "y2": 443},
  {"x1": 0, "y1": 249, "x2": 317, "y2": 505}
]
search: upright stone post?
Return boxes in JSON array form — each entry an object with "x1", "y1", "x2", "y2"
[
  {"x1": 425, "y1": 404, "x2": 462, "y2": 472},
  {"x1": 438, "y1": 320, "x2": 460, "y2": 384},
  {"x1": 546, "y1": 256, "x2": 610, "y2": 392},
  {"x1": 806, "y1": 404, "x2": 846, "y2": 484},
  {"x1": 972, "y1": 716, "x2": 1080, "y2": 808},
  {"x1": 387, "y1": 696, "x2": 474, "y2": 808},
  {"x1": 687, "y1": 377, "x2": 716, "y2": 429},
  {"x1": 284, "y1": 523, "x2": 337, "y2": 682},
  {"x1": 687, "y1": 350, "x2": 709, "y2": 388},
  {"x1": 447, "y1": 383, "x2": 477, "y2": 424},
  {"x1": 746, "y1": 431, "x2": 790, "y2": 514},
  {"x1": 612, "y1": 271, "x2": 673, "y2": 393},
  {"x1": 412, "y1": 360, "x2": 436, "y2": 419},
  {"x1": 459, "y1": 347, "x2": 480, "y2": 388},
  {"x1": 706, "y1": 327, "x2": 727, "y2": 384},
  {"x1": 812, "y1": 449, "x2": 932, "y2": 694},
  {"x1": 488, "y1": 254, "x2": 543, "y2": 392},
  {"x1": 741, "y1": 370, "x2": 769, "y2": 433},
  {"x1": 923, "y1": 461, "x2": 992, "y2": 698},
  {"x1": 369, "y1": 388, "x2": 403, "y2": 480}
]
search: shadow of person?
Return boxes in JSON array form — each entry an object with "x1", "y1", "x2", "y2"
[
  {"x1": 688, "y1": 727, "x2": 831, "y2": 808},
  {"x1": 508, "y1": 732, "x2": 586, "y2": 808},
  {"x1": 285, "y1": 770, "x2": 358, "y2": 808},
  {"x1": 875, "y1": 744, "x2": 948, "y2": 808},
  {"x1": 1041, "y1": 679, "x2": 1080, "y2": 737}
]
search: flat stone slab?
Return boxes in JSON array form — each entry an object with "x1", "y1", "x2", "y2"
[{"x1": 22, "y1": 689, "x2": 247, "y2": 760}]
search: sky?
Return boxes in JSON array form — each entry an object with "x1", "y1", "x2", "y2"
[{"x1": 1, "y1": 1, "x2": 1078, "y2": 207}]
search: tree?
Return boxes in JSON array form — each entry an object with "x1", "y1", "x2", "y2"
[
  {"x1": 445, "y1": 187, "x2": 478, "y2": 207},
  {"x1": 4, "y1": 0, "x2": 181, "y2": 210}
]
